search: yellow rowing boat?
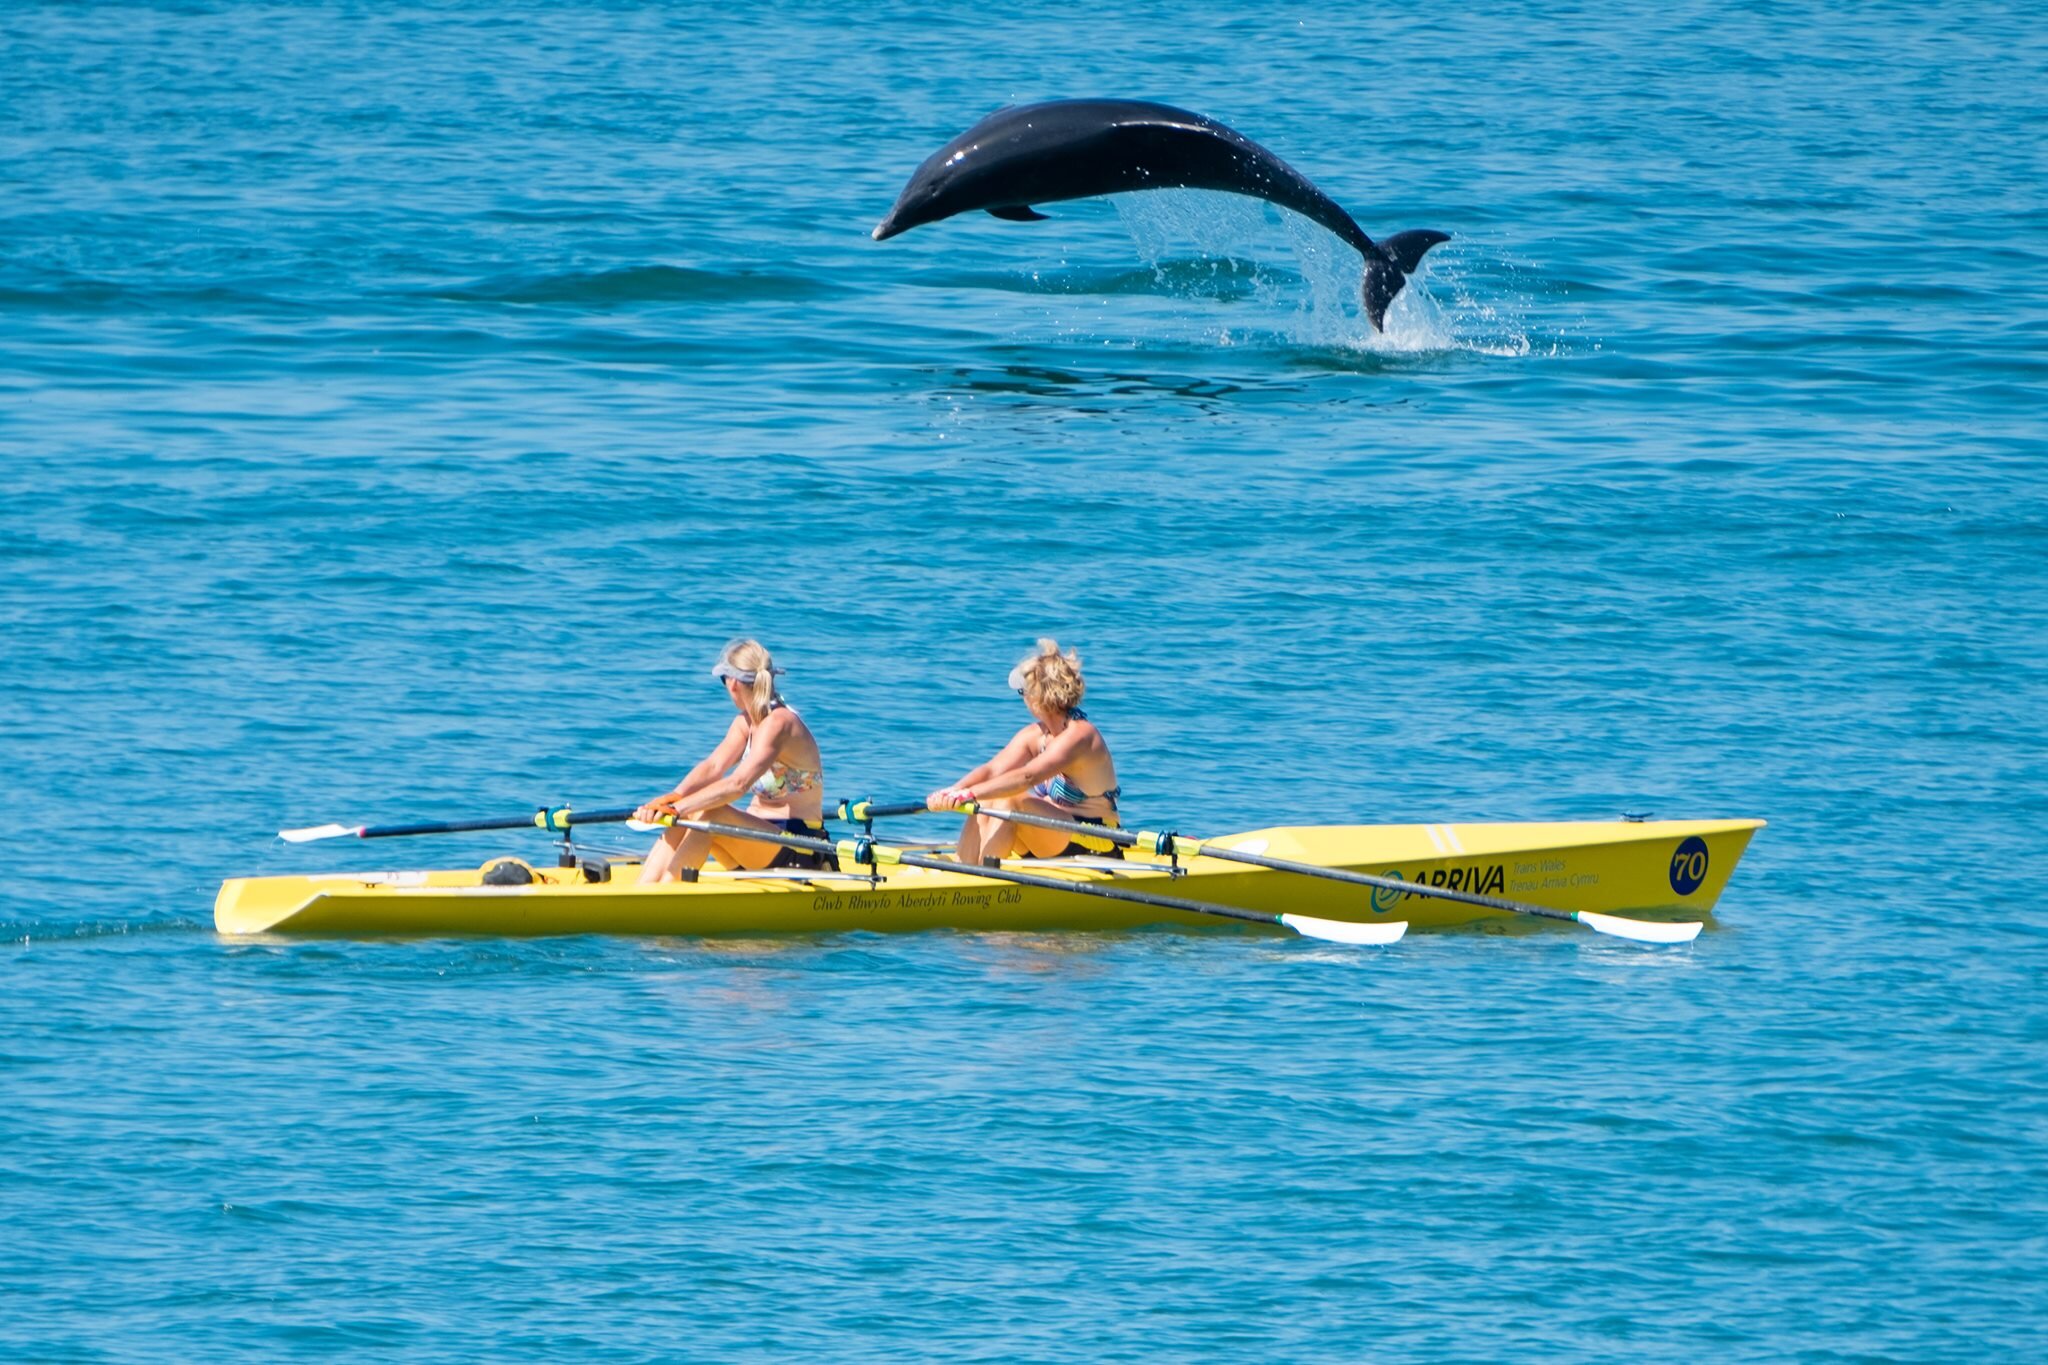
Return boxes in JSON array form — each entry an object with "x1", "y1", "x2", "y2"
[{"x1": 216, "y1": 817, "x2": 1763, "y2": 938}]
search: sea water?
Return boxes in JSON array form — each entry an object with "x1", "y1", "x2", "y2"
[{"x1": 3, "y1": 3, "x2": 2045, "y2": 1358}]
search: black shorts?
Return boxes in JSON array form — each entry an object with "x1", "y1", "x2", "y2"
[
  {"x1": 764, "y1": 818, "x2": 839, "y2": 872},
  {"x1": 1034, "y1": 813, "x2": 1123, "y2": 861}
]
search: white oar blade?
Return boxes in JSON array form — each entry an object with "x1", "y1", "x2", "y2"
[
  {"x1": 1577, "y1": 911, "x2": 1703, "y2": 944},
  {"x1": 278, "y1": 823, "x2": 359, "y2": 844},
  {"x1": 1279, "y1": 913, "x2": 1407, "y2": 946}
]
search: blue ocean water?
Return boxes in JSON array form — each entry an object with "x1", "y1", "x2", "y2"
[{"x1": 4, "y1": 1, "x2": 2046, "y2": 1357}]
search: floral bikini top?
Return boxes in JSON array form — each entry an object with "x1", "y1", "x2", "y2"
[{"x1": 744, "y1": 701, "x2": 822, "y2": 802}]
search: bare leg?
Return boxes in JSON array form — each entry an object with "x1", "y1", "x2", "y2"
[
  {"x1": 705, "y1": 805, "x2": 811, "y2": 870},
  {"x1": 638, "y1": 827, "x2": 680, "y2": 884},
  {"x1": 1007, "y1": 793, "x2": 1110, "y2": 859},
  {"x1": 957, "y1": 798, "x2": 1027, "y2": 864},
  {"x1": 644, "y1": 804, "x2": 802, "y2": 881},
  {"x1": 638, "y1": 825, "x2": 714, "y2": 884}
]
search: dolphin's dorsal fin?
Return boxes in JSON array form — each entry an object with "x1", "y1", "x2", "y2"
[{"x1": 986, "y1": 205, "x2": 1050, "y2": 222}]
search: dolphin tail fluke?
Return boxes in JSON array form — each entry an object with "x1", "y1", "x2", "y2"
[{"x1": 1362, "y1": 229, "x2": 1451, "y2": 332}]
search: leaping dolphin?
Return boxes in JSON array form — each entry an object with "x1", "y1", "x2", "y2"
[{"x1": 873, "y1": 99, "x2": 1448, "y2": 332}]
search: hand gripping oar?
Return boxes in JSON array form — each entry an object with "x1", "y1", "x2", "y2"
[
  {"x1": 841, "y1": 799, "x2": 1700, "y2": 945},
  {"x1": 279, "y1": 806, "x2": 640, "y2": 843},
  {"x1": 642, "y1": 815, "x2": 1405, "y2": 947}
]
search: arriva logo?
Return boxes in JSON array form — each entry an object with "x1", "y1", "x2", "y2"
[
  {"x1": 1371, "y1": 865, "x2": 1506, "y2": 914},
  {"x1": 1669, "y1": 836, "x2": 1709, "y2": 896}
]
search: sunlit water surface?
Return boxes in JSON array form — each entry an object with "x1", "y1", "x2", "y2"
[{"x1": 3, "y1": 3, "x2": 2045, "y2": 1358}]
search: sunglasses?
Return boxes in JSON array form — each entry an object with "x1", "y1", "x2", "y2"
[{"x1": 712, "y1": 662, "x2": 784, "y2": 686}]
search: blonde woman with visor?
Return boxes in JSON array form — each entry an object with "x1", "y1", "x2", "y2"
[
  {"x1": 635, "y1": 639, "x2": 832, "y2": 883},
  {"x1": 927, "y1": 639, "x2": 1122, "y2": 866}
]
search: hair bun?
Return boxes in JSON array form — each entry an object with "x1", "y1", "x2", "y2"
[{"x1": 1011, "y1": 638, "x2": 1085, "y2": 714}]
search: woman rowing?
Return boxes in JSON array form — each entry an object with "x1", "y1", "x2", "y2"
[
  {"x1": 927, "y1": 638, "x2": 1122, "y2": 865},
  {"x1": 635, "y1": 638, "x2": 833, "y2": 883}
]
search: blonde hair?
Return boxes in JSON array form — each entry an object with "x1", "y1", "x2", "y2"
[
  {"x1": 717, "y1": 638, "x2": 782, "y2": 717},
  {"x1": 1010, "y1": 638, "x2": 1085, "y2": 716}
]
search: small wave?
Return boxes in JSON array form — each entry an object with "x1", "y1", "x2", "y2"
[
  {"x1": 0, "y1": 275, "x2": 302, "y2": 316},
  {"x1": 0, "y1": 279, "x2": 127, "y2": 311},
  {"x1": 430, "y1": 264, "x2": 839, "y2": 307},
  {"x1": 938, "y1": 361, "x2": 1261, "y2": 402},
  {"x1": 478, "y1": 207, "x2": 659, "y2": 226}
]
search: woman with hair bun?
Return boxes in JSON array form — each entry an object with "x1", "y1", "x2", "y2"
[
  {"x1": 634, "y1": 638, "x2": 832, "y2": 883},
  {"x1": 927, "y1": 638, "x2": 1123, "y2": 865}
]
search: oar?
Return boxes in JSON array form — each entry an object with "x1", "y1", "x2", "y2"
[
  {"x1": 641, "y1": 814, "x2": 1405, "y2": 947},
  {"x1": 841, "y1": 799, "x2": 1701, "y2": 945},
  {"x1": 279, "y1": 806, "x2": 639, "y2": 843}
]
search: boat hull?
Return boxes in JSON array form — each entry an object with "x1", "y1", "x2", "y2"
[{"x1": 216, "y1": 819, "x2": 1764, "y2": 939}]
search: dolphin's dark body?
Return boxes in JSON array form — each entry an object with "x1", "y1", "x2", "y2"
[{"x1": 873, "y1": 99, "x2": 1447, "y2": 331}]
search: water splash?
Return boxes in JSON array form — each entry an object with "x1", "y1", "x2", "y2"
[
  {"x1": 1113, "y1": 191, "x2": 1298, "y2": 328},
  {"x1": 1274, "y1": 209, "x2": 1537, "y2": 357},
  {"x1": 1110, "y1": 190, "x2": 1537, "y2": 358},
  {"x1": 1114, "y1": 191, "x2": 1275, "y2": 274}
]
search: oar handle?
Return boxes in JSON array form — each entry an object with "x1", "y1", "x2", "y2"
[
  {"x1": 836, "y1": 799, "x2": 933, "y2": 822},
  {"x1": 847, "y1": 796, "x2": 1150, "y2": 847}
]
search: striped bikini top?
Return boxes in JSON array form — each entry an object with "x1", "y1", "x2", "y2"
[
  {"x1": 1035, "y1": 709, "x2": 1118, "y2": 808},
  {"x1": 1038, "y1": 772, "x2": 1121, "y2": 808}
]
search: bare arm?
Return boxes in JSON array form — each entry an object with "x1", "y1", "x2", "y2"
[
  {"x1": 671, "y1": 710, "x2": 796, "y2": 816},
  {"x1": 928, "y1": 724, "x2": 1052, "y2": 808},
  {"x1": 638, "y1": 716, "x2": 749, "y2": 817},
  {"x1": 957, "y1": 723, "x2": 1094, "y2": 802}
]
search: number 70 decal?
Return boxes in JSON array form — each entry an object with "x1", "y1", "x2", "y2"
[{"x1": 1670, "y1": 836, "x2": 1710, "y2": 896}]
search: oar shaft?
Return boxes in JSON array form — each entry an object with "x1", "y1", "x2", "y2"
[
  {"x1": 343, "y1": 807, "x2": 638, "y2": 840},
  {"x1": 1180, "y1": 839, "x2": 1576, "y2": 925},
  {"x1": 951, "y1": 802, "x2": 1584, "y2": 924},
  {"x1": 668, "y1": 817, "x2": 1299, "y2": 931}
]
